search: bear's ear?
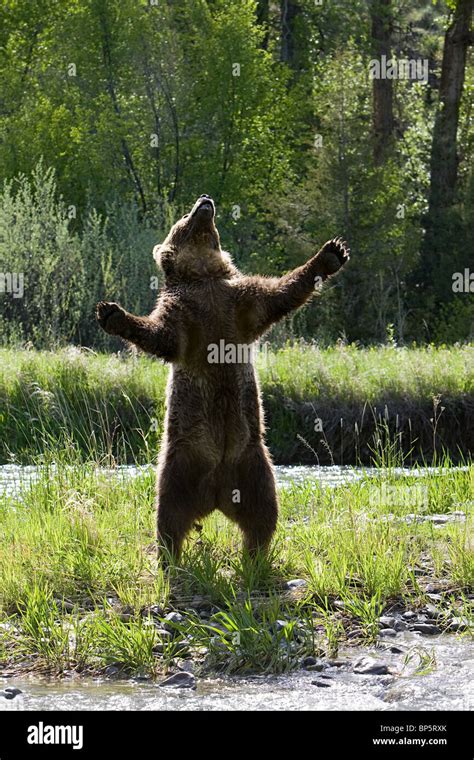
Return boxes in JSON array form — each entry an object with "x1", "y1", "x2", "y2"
[{"x1": 152, "y1": 244, "x2": 161, "y2": 265}]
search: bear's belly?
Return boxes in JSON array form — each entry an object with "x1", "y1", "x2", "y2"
[{"x1": 165, "y1": 365, "x2": 261, "y2": 464}]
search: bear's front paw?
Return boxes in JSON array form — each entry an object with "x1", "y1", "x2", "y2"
[
  {"x1": 317, "y1": 237, "x2": 350, "y2": 276},
  {"x1": 96, "y1": 301, "x2": 127, "y2": 336}
]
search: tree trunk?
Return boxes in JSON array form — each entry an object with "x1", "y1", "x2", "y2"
[
  {"x1": 256, "y1": 0, "x2": 270, "y2": 49},
  {"x1": 410, "y1": 0, "x2": 473, "y2": 325},
  {"x1": 370, "y1": 0, "x2": 394, "y2": 165},
  {"x1": 280, "y1": 0, "x2": 300, "y2": 66},
  {"x1": 428, "y1": 0, "x2": 473, "y2": 211}
]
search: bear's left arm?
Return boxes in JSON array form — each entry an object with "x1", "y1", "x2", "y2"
[
  {"x1": 235, "y1": 238, "x2": 350, "y2": 340},
  {"x1": 96, "y1": 293, "x2": 180, "y2": 361}
]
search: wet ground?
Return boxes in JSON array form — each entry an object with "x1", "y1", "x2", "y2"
[{"x1": 1, "y1": 632, "x2": 472, "y2": 711}]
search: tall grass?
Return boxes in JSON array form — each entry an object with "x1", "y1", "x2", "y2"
[
  {"x1": 0, "y1": 458, "x2": 472, "y2": 676},
  {"x1": 1, "y1": 344, "x2": 473, "y2": 464}
]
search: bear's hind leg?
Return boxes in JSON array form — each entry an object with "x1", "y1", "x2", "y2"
[
  {"x1": 157, "y1": 496, "x2": 196, "y2": 563},
  {"x1": 233, "y1": 445, "x2": 278, "y2": 556},
  {"x1": 156, "y1": 452, "x2": 215, "y2": 564}
]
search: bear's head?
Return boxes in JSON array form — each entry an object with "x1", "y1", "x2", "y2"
[{"x1": 154, "y1": 195, "x2": 236, "y2": 284}]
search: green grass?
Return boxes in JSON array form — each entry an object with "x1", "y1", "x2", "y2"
[
  {"x1": 0, "y1": 344, "x2": 472, "y2": 465},
  {"x1": 0, "y1": 459, "x2": 472, "y2": 677}
]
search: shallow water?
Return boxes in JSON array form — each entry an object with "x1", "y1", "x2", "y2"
[
  {"x1": 0, "y1": 462, "x2": 469, "y2": 499},
  {"x1": 1, "y1": 633, "x2": 472, "y2": 711}
]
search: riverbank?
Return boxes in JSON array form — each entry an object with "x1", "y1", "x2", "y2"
[
  {"x1": 0, "y1": 461, "x2": 472, "y2": 679},
  {"x1": 1, "y1": 344, "x2": 473, "y2": 465}
]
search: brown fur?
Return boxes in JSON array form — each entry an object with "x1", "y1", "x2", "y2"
[{"x1": 96, "y1": 195, "x2": 349, "y2": 561}]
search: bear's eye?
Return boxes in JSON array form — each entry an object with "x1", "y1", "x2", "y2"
[{"x1": 182, "y1": 214, "x2": 189, "y2": 219}]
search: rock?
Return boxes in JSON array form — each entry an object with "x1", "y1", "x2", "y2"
[
  {"x1": 133, "y1": 670, "x2": 150, "y2": 681},
  {"x1": 155, "y1": 628, "x2": 172, "y2": 639},
  {"x1": 379, "y1": 616, "x2": 396, "y2": 629},
  {"x1": 425, "y1": 584, "x2": 442, "y2": 593},
  {"x1": 430, "y1": 515, "x2": 449, "y2": 525},
  {"x1": 159, "y1": 672, "x2": 196, "y2": 689},
  {"x1": 311, "y1": 679, "x2": 331, "y2": 688},
  {"x1": 141, "y1": 605, "x2": 165, "y2": 619},
  {"x1": 379, "y1": 628, "x2": 397, "y2": 637},
  {"x1": 302, "y1": 656, "x2": 325, "y2": 672},
  {"x1": 402, "y1": 610, "x2": 417, "y2": 621},
  {"x1": 302, "y1": 656, "x2": 319, "y2": 668},
  {"x1": 389, "y1": 646, "x2": 405, "y2": 654},
  {"x1": 164, "y1": 612, "x2": 184, "y2": 625},
  {"x1": 353, "y1": 657, "x2": 389, "y2": 675},
  {"x1": 285, "y1": 579, "x2": 308, "y2": 591},
  {"x1": 0, "y1": 687, "x2": 22, "y2": 700},
  {"x1": 274, "y1": 619, "x2": 288, "y2": 632},
  {"x1": 410, "y1": 623, "x2": 440, "y2": 635},
  {"x1": 177, "y1": 660, "x2": 195, "y2": 673},
  {"x1": 346, "y1": 628, "x2": 364, "y2": 639},
  {"x1": 104, "y1": 664, "x2": 121, "y2": 677},
  {"x1": 447, "y1": 617, "x2": 470, "y2": 632},
  {"x1": 189, "y1": 596, "x2": 213, "y2": 612},
  {"x1": 426, "y1": 593, "x2": 443, "y2": 602},
  {"x1": 424, "y1": 604, "x2": 440, "y2": 619}
]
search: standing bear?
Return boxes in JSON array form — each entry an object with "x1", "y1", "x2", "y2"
[{"x1": 96, "y1": 195, "x2": 349, "y2": 561}]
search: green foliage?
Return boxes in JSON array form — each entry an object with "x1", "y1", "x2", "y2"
[{"x1": 0, "y1": 1, "x2": 472, "y2": 346}]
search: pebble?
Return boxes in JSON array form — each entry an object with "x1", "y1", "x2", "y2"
[
  {"x1": 327, "y1": 660, "x2": 347, "y2": 668},
  {"x1": 274, "y1": 620, "x2": 288, "y2": 632},
  {"x1": 302, "y1": 656, "x2": 325, "y2": 672},
  {"x1": 141, "y1": 605, "x2": 165, "y2": 619},
  {"x1": 155, "y1": 628, "x2": 172, "y2": 639},
  {"x1": 177, "y1": 660, "x2": 195, "y2": 673},
  {"x1": 104, "y1": 665, "x2": 121, "y2": 677},
  {"x1": 402, "y1": 611, "x2": 417, "y2": 621},
  {"x1": 447, "y1": 617, "x2": 469, "y2": 632},
  {"x1": 379, "y1": 628, "x2": 397, "y2": 637},
  {"x1": 164, "y1": 612, "x2": 184, "y2": 625},
  {"x1": 410, "y1": 623, "x2": 440, "y2": 635},
  {"x1": 379, "y1": 616, "x2": 396, "y2": 629},
  {"x1": 0, "y1": 687, "x2": 22, "y2": 699},
  {"x1": 424, "y1": 604, "x2": 440, "y2": 619},
  {"x1": 311, "y1": 679, "x2": 331, "y2": 688},
  {"x1": 159, "y1": 672, "x2": 196, "y2": 689},
  {"x1": 353, "y1": 657, "x2": 389, "y2": 675},
  {"x1": 190, "y1": 596, "x2": 213, "y2": 612},
  {"x1": 286, "y1": 579, "x2": 308, "y2": 591}
]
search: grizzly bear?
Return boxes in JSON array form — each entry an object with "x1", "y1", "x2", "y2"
[{"x1": 96, "y1": 195, "x2": 349, "y2": 561}]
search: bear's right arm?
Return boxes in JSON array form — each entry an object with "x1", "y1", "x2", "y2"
[
  {"x1": 235, "y1": 237, "x2": 350, "y2": 341},
  {"x1": 96, "y1": 295, "x2": 179, "y2": 361}
]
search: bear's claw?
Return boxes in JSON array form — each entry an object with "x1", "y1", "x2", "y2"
[
  {"x1": 323, "y1": 237, "x2": 350, "y2": 263},
  {"x1": 96, "y1": 301, "x2": 125, "y2": 334},
  {"x1": 317, "y1": 237, "x2": 350, "y2": 276}
]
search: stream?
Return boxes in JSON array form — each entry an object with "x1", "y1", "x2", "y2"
[{"x1": 1, "y1": 632, "x2": 472, "y2": 711}]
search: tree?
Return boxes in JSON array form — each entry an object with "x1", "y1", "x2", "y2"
[
  {"x1": 414, "y1": 0, "x2": 473, "y2": 323},
  {"x1": 370, "y1": 0, "x2": 394, "y2": 165},
  {"x1": 428, "y1": 0, "x2": 473, "y2": 211}
]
